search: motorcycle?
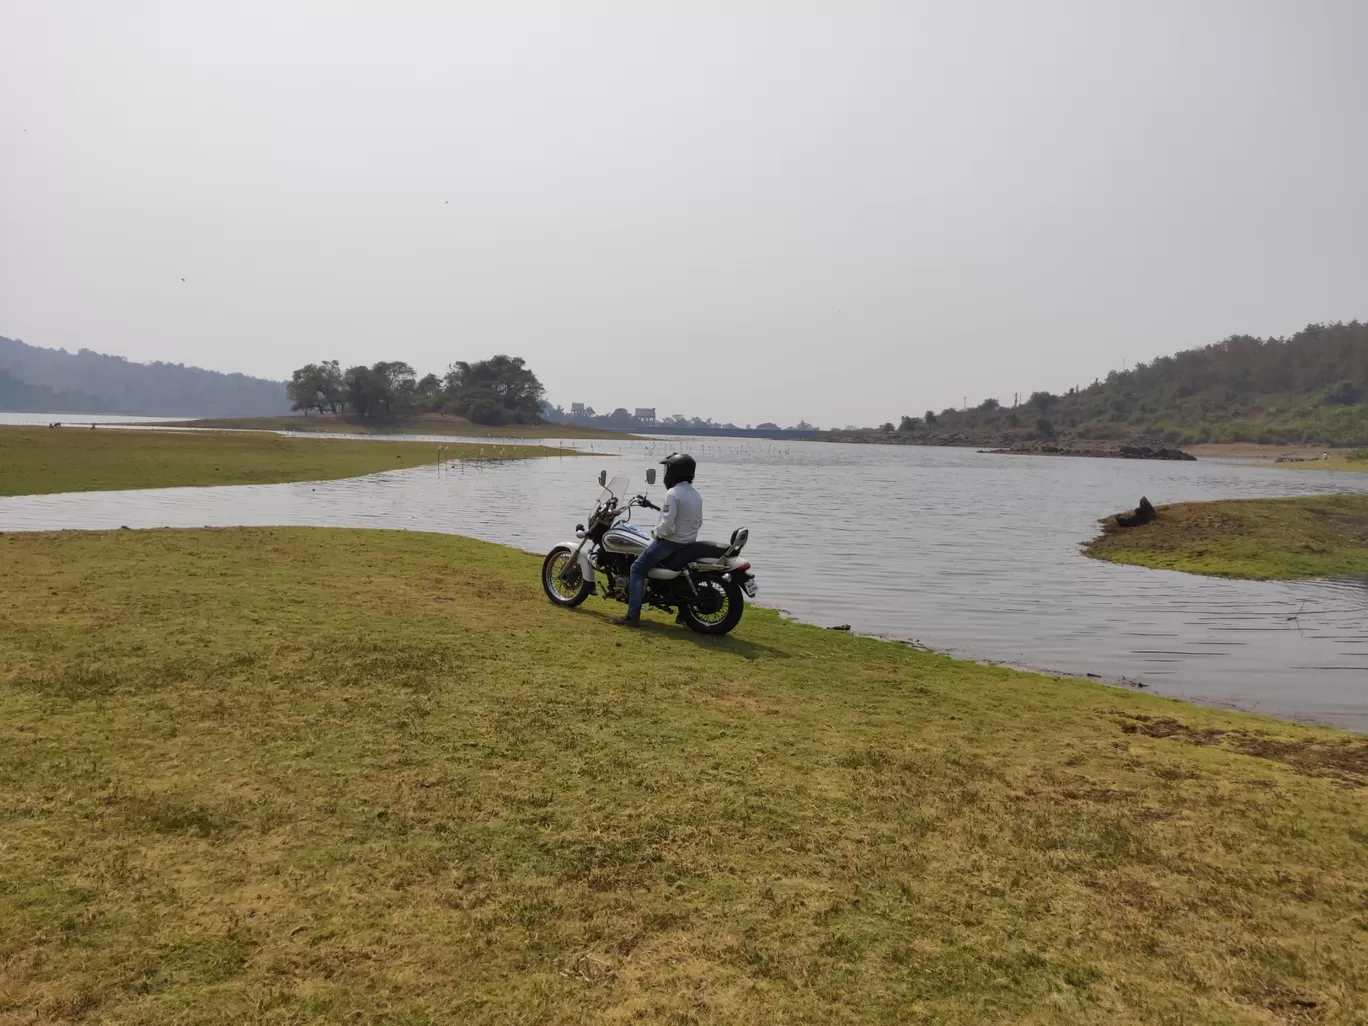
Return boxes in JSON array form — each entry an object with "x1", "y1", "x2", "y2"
[{"x1": 541, "y1": 469, "x2": 758, "y2": 635}]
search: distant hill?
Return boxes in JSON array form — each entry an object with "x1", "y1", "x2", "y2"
[
  {"x1": 0, "y1": 367, "x2": 107, "y2": 413},
  {"x1": 842, "y1": 321, "x2": 1368, "y2": 448},
  {"x1": 0, "y1": 336, "x2": 290, "y2": 417}
]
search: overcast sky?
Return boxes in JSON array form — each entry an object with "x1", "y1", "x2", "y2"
[{"x1": 3, "y1": 2, "x2": 1365, "y2": 427}]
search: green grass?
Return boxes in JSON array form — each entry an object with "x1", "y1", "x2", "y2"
[
  {"x1": 0, "y1": 427, "x2": 563, "y2": 496},
  {"x1": 1278, "y1": 458, "x2": 1368, "y2": 473},
  {"x1": 2, "y1": 527, "x2": 1367, "y2": 1024},
  {"x1": 167, "y1": 413, "x2": 640, "y2": 440},
  {"x1": 1085, "y1": 494, "x2": 1368, "y2": 579},
  {"x1": 1271, "y1": 448, "x2": 1368, "y2": 474}
]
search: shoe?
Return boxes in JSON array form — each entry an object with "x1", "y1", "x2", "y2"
[{"x1": 610, "y1": 614, "x2": 641, "y2": 627}]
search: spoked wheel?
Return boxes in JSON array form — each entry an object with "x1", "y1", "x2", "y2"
[
  {"x1": 680, "y1": 577, "x2": 744, "y2": 635},
  {"x1": 542, "y1": 546, "x2": 592, "y2": 607}
]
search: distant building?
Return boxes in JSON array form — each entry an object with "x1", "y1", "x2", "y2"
[
  {"x1": 634, "y1": 408, "x2": 656, "y2": 422},
  {"x1": 570, "y1": 402, "x2": 585, "y2": 415}
]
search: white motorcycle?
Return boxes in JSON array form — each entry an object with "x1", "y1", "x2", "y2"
[{"x1": 541, "y1": 470, "x2": 757, "y2": 635}]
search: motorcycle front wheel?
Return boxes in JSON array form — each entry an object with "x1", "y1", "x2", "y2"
[
  {"x1": 542, "y1": 546, "x2": 593, "y2": 607},
  {"x1": 679, "y1": 577, "x2": 744, "y2": 636}
]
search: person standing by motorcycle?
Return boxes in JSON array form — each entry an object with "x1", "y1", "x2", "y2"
[{"x1": 613, "y1": 452, "x2": 702, "y2": 626}]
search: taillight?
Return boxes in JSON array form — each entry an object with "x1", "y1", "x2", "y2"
[{"x1": 734, "y1": 563, "x2": 751, "y2": 573}]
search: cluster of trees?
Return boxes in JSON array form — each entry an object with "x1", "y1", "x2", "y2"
[
  {"x1": 0, "y1": 336, "x2": 290, "y2": 417},
  {"x1": 287, "y1": 355, "x2": 545, "y2": 426},
  {"x1": 856, "y1": 321, "x2": 1368, "y2": 448}
]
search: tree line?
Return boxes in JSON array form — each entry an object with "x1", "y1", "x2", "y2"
[
  {"x1": 542, "y1": 405, "x2": 817, "y2": 433},
  {"x1": 851, "y1": 321, "x2": 1368, "y2": 448},
  {"x1": 286, "y1": 356, "x2": 545, "y2": 426}
]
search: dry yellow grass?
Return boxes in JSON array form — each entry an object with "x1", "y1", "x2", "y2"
[{"x1": 1, "y1": 528, "x2": 1366, "y2": 1024}]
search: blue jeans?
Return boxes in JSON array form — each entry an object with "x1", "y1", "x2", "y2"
[{"x1": 628, "y1": 539, "x2": 686, "y2": 618}]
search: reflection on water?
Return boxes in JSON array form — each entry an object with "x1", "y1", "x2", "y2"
[{"x1": 2, "y1": 438, "x2": 1366, "y2": 730}]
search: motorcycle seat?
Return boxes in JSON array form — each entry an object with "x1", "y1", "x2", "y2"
[{"x1": 659, "y1": 540, "x2": 729, "y2": 571}]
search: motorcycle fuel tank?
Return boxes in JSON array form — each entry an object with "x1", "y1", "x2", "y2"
[{"x1": 603, "y1": 522, "x2": 651, "y2": 555}]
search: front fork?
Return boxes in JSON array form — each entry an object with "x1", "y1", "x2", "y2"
[{"x1": 560, "y1": 538, "x2": 596, "y2": 586}]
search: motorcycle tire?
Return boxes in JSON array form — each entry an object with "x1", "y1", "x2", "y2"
[
  {"x1": 542, "y1": 546, "x2": 593, "y2": 607},
  {"x1": 679, "y1": 577, "x2": 745, "y2": 636}
]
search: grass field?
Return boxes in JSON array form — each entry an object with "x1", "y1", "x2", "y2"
[
  {"x1": 2, "y1": 527, "x2": 1366, "y2": 1024},
  {"x1": 1085, "y1": 494, "x2": 1368, "y2": 579},
  {"x1": 0, "y1": 427, "x2": 561, "y2": 496},
  {"x1": 1274, "y1": 449, "x2": 1368, "y2": 474},
  {"x1": 167, "y1": 413, "x2": 639, "y2": 440}
]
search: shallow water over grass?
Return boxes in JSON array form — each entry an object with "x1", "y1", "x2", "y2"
[{"x1": 2, "y1": 439, "x2": 1366, "y2": 728}]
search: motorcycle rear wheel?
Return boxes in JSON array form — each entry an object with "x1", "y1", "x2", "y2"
[
  {"x1": 542, "y1": 546, "x2": 593, "y2": 607},
  {"x1": 679, "y1": 577, "x2": 744, "y2": 635}
]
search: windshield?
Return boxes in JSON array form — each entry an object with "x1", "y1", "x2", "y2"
[{"x1": 592, "y1": 474, "x2": 630, "y2": 517}]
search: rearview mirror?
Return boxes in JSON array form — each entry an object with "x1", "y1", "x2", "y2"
[
  {"x1": 646, "y1": 468, "x2": 656, "y2": 485},
  {"x1": 598, "y1": 470, "x2": 607, "y2": 487}
]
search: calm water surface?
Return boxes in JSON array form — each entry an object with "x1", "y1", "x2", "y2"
[
  {"x1": 0, "y1": 412, "x2": 185, "y2": 426},
  {"x1": 2, "y1": 436, "x2": 1365, "y2": 729}
]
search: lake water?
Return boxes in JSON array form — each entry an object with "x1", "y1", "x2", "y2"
[
  {"x1": 1, "y1": 434, "x2": 1365, "y2": 730},
  {"x1": 0, "y1": 412, "x2": 186, "y2": 426}
]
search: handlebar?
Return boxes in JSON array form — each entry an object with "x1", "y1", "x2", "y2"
[{"x1": 596, "y1": 494, "x2": 658, "y2": 523}]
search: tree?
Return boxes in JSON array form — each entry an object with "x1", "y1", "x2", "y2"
[
  {"x1": 414, "y1": 373, "x2": 443, "y2": 411},
  {"x1": 1035, "y1": 417, "x2": 1056, "y2": 439},
  {"x1": 978, "y1": 398, "x2": 1000, "y2": 412},
  {"x1": 343, "y1": 365, "x2": 383, "y2": 417},
  {"x1": 286, "y1": 361, "x2": 344, "y2": 414},
  {"x1": 924, "y1": 410, "x2": 938, "y2": 426},
  {"x1": 372, "y1": 361, "x2": 416, "y2": 415},
  {"x1": 1029, "y1": 391, "x2": 1055, "y2": 411},
  {"x1": 1324, "y1": 382, "x2": 1363, "y2": 405},
  {"x1": 445, "y1": 355, "x2": 545, "y2": 425},
  {"x1": 899, "y1": 415, "x2": 920, "y2": 432},
  {"x1": 604, "y1": 408, "x2": 636, "y2": 430},
  {"x1": 880, "y1": 422, "x2": 896, "y2": 433},
  {"x1": 794, "y1": 420, "x2": 815, "y2": 431}
]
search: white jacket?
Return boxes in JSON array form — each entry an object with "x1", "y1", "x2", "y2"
[{"x1": 654, "y1": 481, "x2": 703, "y2": 543}]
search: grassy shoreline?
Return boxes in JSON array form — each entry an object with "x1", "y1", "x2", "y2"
[
  {"x1": 2, "y1": 526, "x2": 1366, "y2": 1023},
  {"x1": 1085, "y1": 494, "x2": 1368, "y2": 579},
  {"x1": 0, "y1": 426, "x2": 562, "y2": 496},
  {"x1": 165, "y1": 412, "x2": 640, "y2": 440}
]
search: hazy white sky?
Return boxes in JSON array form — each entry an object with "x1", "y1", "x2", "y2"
[{"x1": 3, "y1": 2, "x2": 1365, "y2": 427}]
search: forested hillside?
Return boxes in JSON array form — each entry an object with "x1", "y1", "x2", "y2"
[
  {"x1": 0, "y1": 337, "x2": 290, "y2": 417},
  {"x1": 862, "y1": 322, "x2": 1368, "y2": 448},
  {"x1": 0, "y1": 368, "x2": 106, "y2": 413}
]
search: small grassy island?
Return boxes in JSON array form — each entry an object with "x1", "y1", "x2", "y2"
[
  {"x1": 0, "y1": 426, "x2": 561, "y2": 496},
  {"x1": 1086, "y1": 494, "x2": 1368, "y2": 580},
  {"x1": 2, "y1": 528, "x2": 1367, "y2": 1023}
]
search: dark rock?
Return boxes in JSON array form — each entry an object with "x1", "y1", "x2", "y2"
[
  {"x1": 1117, "y1": 445, "x2": 1197, "y2": 461},
  {"x1": 1115, "y1": 496, "x2": 1157, "y2": 528},
  {"x1": 985, "y1": 443, "x2": 1196, "y2": 461}
]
